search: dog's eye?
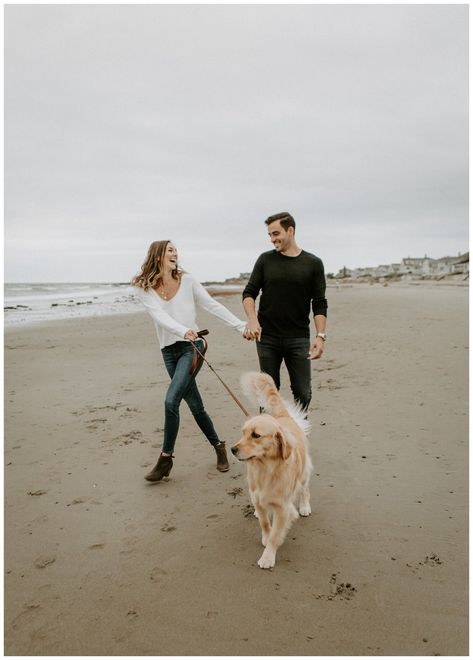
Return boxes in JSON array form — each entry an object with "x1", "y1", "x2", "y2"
[{"x1": 251, "y1": 431, "x2": 261, "y2": 439}]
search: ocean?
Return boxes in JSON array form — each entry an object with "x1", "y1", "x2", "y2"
[{"x1": 4, "y1": 282, "x2": 244, "y2": 328}]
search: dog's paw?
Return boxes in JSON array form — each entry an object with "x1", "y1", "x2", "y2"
[
  {"x1": 253, "y1": 509, "x2": 259, "y2": 519},
  {"x1": 257, "y1": 550, "x2": 275, "y2": 569},
  {"x1": 299, "y1": 504, "x2": 311, "y2": 517}
]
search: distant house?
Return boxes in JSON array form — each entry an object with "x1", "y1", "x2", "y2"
[
  {"x1": 387, "y1": 263, "x2": 402, "y2": 274},
  {"x1": 425, "y1": 258, "x2": 452, "y2": 275},
  {"x1": 401, "y1": 257, "x2": 423, "y2": 273},
  {"x1": 423, "y1": 253, "x2": 468, "y2": 275},
  {"x1": 451, "y1": 252, "x2": 469, "y2": 274},
  {"x1": 374, "y1": 264, "x2": 390, "y2": 277},
  {"x1": 221, "y1": 272, "x2": 251, "y2": 284},
  {"x1": 335, "y1": 266, "x2": 353, "y2": 278},
  {"x1": 401, "y1": 256, "x2": 434, "y2": 275},
  {"x1": 352, "y1": 267, "x2": 375, "y2": 278}
]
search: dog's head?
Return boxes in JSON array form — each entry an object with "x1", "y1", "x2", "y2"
[{"x1": 231, "y1": 414, "x2": 292, "y2": 462}]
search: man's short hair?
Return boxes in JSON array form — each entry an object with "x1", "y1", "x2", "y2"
[{"x1": 265, "y1": 212, "x2": 295, "y2": 232}]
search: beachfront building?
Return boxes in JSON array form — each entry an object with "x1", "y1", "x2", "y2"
[
  {"x1": 374, "y1": 264, "x2": 390, "y2": 277},
  {"x1": 451, "y1": 252, "x2": 469, "y2": 274},
  {"x1": 424, "y1": 257, "x2": 455, "y2": 275},
  {"x1": 400, "y1": 256, "x2": 434, "y2": 275},
  {"x1": 334, "y1": 252, "x2": 468, "y2": 280},
  {"x1": 222, "y1": 272, "x2": 251, "y2": 284},
  {"x1": 335, "y1": 266, "x2": 353, "y2": 278},
  {"x1": 387, "y1": 263, "x2": 402, "y2": 274},
  {"x1": 350, "y1": 267, "x2": 372, "y2": 278},
  {"x1": 421, "y1": 253, "x2": 469, "y2": 276}
]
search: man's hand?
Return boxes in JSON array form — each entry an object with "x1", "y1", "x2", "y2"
[
  {"x1": 244, "y1": 319, "x2": 262, "y2": 341},
  {"x1": 308, "y1": 336, "x2": 324, "y2": 360}
]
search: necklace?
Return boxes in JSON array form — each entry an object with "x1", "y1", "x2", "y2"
[
  {"x1": 158, "y1": 277, "x2": 177, "y2": 300},
  {"x1": 159, "y1": 283, "x2": 169, "y2": 299}
]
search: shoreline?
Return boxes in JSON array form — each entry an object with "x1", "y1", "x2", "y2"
[{"x1": 4, "y1": 278, "x2": 468, "y2": 331}]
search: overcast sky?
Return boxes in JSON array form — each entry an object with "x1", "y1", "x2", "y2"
[{"x1": 5, "y1": 4, "x2": 468, "y2": 282}]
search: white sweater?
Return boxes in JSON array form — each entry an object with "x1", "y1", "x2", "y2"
[{"x1": 134, "y1": 273, "x2": 246, "y2": 348}]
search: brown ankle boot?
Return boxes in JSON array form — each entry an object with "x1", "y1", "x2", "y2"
[
  {"x1": 215, "y1": 442, "x2": 230, "y2": 472},
  {"x1": 145, "y1": 453, "x2": 173, "y2": 482}
]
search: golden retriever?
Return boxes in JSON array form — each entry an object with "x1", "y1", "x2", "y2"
[{"x1": 231, "y1": 372, "x2": 312, "y2": 569}]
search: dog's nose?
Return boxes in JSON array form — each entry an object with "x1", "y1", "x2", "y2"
[{"x1": 231, "y1": 446, "x2": 238, "y2": 455}]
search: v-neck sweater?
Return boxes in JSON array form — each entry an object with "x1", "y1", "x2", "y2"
[{"x1": 134, "y1": 273, "x2": 246, "y2": 348}]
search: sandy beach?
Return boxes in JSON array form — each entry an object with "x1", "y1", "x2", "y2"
[{"x1": 4, "y1": 282, "x2": 468, "y2": 655}]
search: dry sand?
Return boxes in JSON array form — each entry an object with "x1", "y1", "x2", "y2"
[{"x1": 4, "y1": 283, "x2": 468, "y2": 655}]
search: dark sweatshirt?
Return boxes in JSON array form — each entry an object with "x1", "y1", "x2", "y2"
[{"x1": 242, "y1": 249, "x2": 328, "y2": 338}]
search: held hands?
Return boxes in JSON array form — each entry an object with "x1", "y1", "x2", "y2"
[
  {"x1": 308, "y1": 336, "x2": 325, "y2": 360},
  {"x1": 243, "y1": 319, "x2": 262, "y2": 341}
]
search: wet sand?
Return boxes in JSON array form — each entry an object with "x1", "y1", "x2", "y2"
[{"x1": 4, "y1": 283, "x2": 468, "y2": 655}]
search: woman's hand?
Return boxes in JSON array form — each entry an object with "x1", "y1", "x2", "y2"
[{"x1": 184, "y1": 329, "x2": 199, "y2": 342}]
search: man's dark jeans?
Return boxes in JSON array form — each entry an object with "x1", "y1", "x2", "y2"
[
  {"x1": 256, "y1": 334, "x2": 311, "y2": 412},
  {"x1": 161, "y1": 339, "x2": 220, "y2": 453}
]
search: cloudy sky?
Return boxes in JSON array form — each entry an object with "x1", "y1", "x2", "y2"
[{"x1": 5, "y1": 4, "x2": 468, "y2": 282}]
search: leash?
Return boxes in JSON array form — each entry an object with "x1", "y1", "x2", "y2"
[{"x1": 189, "y1": 329, "x2": 250, "y2": 418}]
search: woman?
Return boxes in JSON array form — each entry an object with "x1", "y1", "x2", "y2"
[{"x1": 132, "y1": 240, "x2": 247, "y2": 482}]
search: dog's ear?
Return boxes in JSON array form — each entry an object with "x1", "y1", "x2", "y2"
[{"x1": 276, "y1": 431, "x2": 291, "y2": 461}]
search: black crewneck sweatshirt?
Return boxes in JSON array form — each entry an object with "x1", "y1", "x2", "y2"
[{"x1": 242, "y1": 249, "x2": 328, "y2": 338}]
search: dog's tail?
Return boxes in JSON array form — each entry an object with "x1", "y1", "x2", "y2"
[{"x1": 240, "y1": 372, "x2": 289, "y2": 418}]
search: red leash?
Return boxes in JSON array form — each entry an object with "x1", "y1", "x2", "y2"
[{"x1": 189, "y1": 330, "x2": 250, "y2": 418}]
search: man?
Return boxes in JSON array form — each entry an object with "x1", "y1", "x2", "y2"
[{"x1": 242, "y1": 212, "x2": 327, "y2": 413}]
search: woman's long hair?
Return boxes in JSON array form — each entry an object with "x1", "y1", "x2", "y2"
[{"x1": 132, "y1": 240, "x2": 182, "y2": 290}]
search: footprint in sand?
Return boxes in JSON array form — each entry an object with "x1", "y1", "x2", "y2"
[
  {"x1": 326, "y1": 378, "x2": 343, "y2": 391},
  {"x1": 150, "y1": 566, "x2": 168, "y2": 581},
  {"x1": 227, "y1": 487, "x2": 243, "y2": 498},
  {"x1": 160, "y1": 522, "x2": 177, "y2": 532},
  {"x1": 242, "y1": 504, "x2": 255, "y2": 518},
  {"x1": 421, "y1": 553, "x2": 442, "y2": 566},
  {"x1": 27, "y1": 490, "x2": 48, "y2": 497},
  {"x1": 313, "y1": 573, "x2": 357, "y2": 601},
  {"x1": 34, "y1": 556, "x2": 56, "y2": 569},
  {"x1": 406, "y1": 553, "x2": 443, "y2": 572},
  {"x1": 10, "y1": 604, "x2": 42, "y2": 629},
  {"x1": 113, "y1": 430, "x2": 143, "y2": 446},
  {"x1": 67, "y1": 498, "x2": 87, "y2": 506},
  {"x1": 119, "y1": 407, "x2": 141, "y2": 419},
  {"x1": 206, "y1": 514, "x2": 220, "y2": 522},
  {"x1": 88, "y1": 543, "x2": 105, "y2": 550},
  {"x1": 85, "y1": 418, "x2": 108, "y2": 431},
  {"x1": 30, "y1": 514, "x2": 49, "y2": 525}
]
